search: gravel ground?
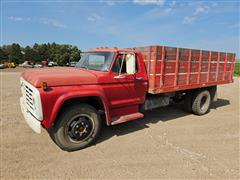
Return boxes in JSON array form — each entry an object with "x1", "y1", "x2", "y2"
[{"x1": 0, "y1": 68, "x2": 239, "y2": 179}]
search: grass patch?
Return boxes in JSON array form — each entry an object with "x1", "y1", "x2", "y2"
[{"x1": 234, "y1": 62, "x2": 240, "y2": 76}]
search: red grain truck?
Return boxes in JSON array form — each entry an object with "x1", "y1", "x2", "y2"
[{"x1": 20, "y1": 45, "x2": 235, "y2": 151}]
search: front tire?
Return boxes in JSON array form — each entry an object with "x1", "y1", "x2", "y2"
[{"x1": 48, "y1": 103, "x2": 102, "y2": 151}]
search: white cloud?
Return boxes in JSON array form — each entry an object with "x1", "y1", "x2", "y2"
[
  {"x1": 133, "y1": 0, "x2": 165, "y2": 6},
  {"x1": 143, "y1": 7, "x2": 171, "y2": 19},
  {"x1": 183, "y1": 16, "x2": 196, "y2": 24},
  {"x1": 8, "y1": 16, "x2": 68, "y2": 29},
  {"x1": 99, "y1": 0, "x2": 125, "y2": 6},
  {"x1": 211, "y1": 2, "x2": 217, "y2": 7},
  {"x1": 187, "y1": 1, "x2": 202, "y2": 7},
  {"x1": 229, "y1": 23, "x2": 239, "y2": 29},
  {"x1": 87, "y1": 17, "x2": 95, "y2": 22},
  {"x1": 164, "y1": 8, "x2": 172, "y2": 13},
  {"x1": 194, "y1": 5, "x2": 210, "y2": 15},
  {"x1": 8, "y1": 16, "x2": 31, "y2": 21},
  {"x1": 99, "y1": 0, "x2": 115, "y2": 5},
  {"x1": 169, "y1": 1, "x2": 176, "y2": 7},
  {"x1": 183, "y1": 4, "x2": 210, "y2": 24},
  {"x1": 42, "y1": 19, "x2": 67, "y2": 29},
  {"x1": 87, "y1": 13, "x2": 104, "y2": 22}
]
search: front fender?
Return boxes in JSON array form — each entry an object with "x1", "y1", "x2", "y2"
[{"x1": 40, "y1": 85, "x2": 110, "y2": 128}]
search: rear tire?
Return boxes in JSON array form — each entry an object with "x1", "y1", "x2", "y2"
[
  {"x1": 192, "y1": 90, "x2": 211, "y2": 115},
  {"x1": 48, "y1": 103, "x2": 102, "y2": 151}
]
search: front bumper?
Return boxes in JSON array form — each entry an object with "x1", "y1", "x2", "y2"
[{"x1": 20, "y1": 97, "x2": 42, "y2": 133}]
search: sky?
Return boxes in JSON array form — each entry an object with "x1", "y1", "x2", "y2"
[{"x1": 1, "y1": 0, "x2": 239, "y2": 57}]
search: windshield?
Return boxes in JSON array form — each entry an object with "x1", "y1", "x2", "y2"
[{"x1": 76, "y1": 52, "x2": 115, "y2": 71}]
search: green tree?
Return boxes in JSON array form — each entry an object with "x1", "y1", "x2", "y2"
[
  {"x1": 24, "y1": 46, "x2": 35, "y2": 62},
  {"x1": 1, "y1": 43, "x2": 82, "y2": 64},
  {"x1": 32, "y1": 43, "x2": 41, "y2": 62},
  {"x1": 38, "y1": 43, "x2": 49, "y2": 61},
  {"x1": 8, "y1": 43, "x2": 23, "y2": 64},
  {"x1": 70, "y1": 46, "x2": 81, "y2": 62},
  {"x1": 0, "y1": 47, "x2": 8, "y2": 63}
]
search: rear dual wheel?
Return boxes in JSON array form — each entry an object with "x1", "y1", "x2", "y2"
[{"x1": 184, "y1": 90, "x2": 211, "y2": 115}]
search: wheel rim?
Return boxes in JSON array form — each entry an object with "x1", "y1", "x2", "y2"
[
  {"x1": 200, "y1": 95, "x2": 209, "y2": 112},
  {"x1": 66, "y1": 114, "x2": 94, "y2": 143}
]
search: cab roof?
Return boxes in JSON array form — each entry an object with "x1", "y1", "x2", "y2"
[{"x1": 87, "y1": 47, "x2": 137, "y2": 53}]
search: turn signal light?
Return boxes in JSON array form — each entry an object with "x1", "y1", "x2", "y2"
[{"x1": 41, "y1": 82, "x2": 48, "y2": 91}]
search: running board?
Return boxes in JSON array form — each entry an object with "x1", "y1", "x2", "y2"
[{"x1": 111, "y1": 112, "x2": 144, "y2": 125}]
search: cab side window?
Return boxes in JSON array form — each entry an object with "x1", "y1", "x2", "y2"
[
  {"x1": 112, "y1": 53, "x2": 137, "y2": 74},
  {"x1": 112, "y1": 54, "x2": 126, "y2": 73}
]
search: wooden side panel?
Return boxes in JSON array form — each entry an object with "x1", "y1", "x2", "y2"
[{"x1": 135, "y1": 45, "x2": 235, "y2": 94}]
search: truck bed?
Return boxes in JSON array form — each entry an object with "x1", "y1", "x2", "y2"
[{"x1": 135, "y1": 46, "x2": 235, "y2": 94}]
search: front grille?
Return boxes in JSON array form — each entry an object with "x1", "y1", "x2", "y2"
[
  {"x1": 20, "y1": 78, "x2": 43, "y2": 120},
  {"x1": 24, "y1": 84, "x2": 35, "y2": 111}
]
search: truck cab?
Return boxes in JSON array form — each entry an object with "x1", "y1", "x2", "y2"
[{"x1": 20, "y1": 48, "x2": 149, "y2": 151}]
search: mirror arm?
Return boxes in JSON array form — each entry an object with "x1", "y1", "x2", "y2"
[{"x1": 118, "y1": 54, "x2": 125, "y2": 76}]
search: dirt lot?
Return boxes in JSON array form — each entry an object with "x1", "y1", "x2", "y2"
[{"x1": 0, "y1": 68, "x2": 239, "y2": 179}]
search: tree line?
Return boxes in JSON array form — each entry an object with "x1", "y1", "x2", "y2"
[{"x1": 0, "y1": 43, "x2": 82, "y2": 65}]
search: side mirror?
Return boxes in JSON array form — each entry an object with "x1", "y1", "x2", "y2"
[{"x1": 126, "y1": 54, "x2": 136, "y2": 74}]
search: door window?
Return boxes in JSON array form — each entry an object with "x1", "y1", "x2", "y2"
[{"x1": 112, "y1": 53, "x2": 137, "y2": 74}]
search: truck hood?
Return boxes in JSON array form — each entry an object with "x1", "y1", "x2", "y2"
[{"x1": 22, "y1": 67, "x2": 98, "y2": 87}]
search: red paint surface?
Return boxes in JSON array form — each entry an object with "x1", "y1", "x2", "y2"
[
  {"x1": 111, "y1": 112, "x2": 144, "y2": 125},
  {"x1": 135, "y1": 46, "x2": 235, "y2": 94},
  {"x1": 22, "y1": 67, "x2": 98, "y2": 87},
  {"x1": 22, "y1": 46, "x2": 235, "y2": 128}
]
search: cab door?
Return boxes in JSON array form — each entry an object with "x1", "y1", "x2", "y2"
[{"x1": 104, "y1": 52, "x2": 147, "y2": 109}]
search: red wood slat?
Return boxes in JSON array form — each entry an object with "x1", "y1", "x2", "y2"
[
  {"x1": 150, "y1": 46, "x2": 156, "y2": 89},
  {"x1": 229, "y1": 54, "x2": 235, "y2": 80},
  {"x1": 222, "y1": 53, "x2": 227, "y2": 81},
  {"x1": 207, "y1": 52, "x2": 211, "y2": 82},
  {"x1": 186, "y1": 49, "x2": 191, "y2": 85},
  {"x1": 197, "y1": 50, "x2": 202, "y2": 84},
  {"x1": 216, "y1": 52, "x2": 220, "y2": 81},
  {"x1": 160, "y1": 46, "x2": 165, "y2": 87},
  {"x1": 174, "y1": 48, "x2": 179, "y2": 86}
]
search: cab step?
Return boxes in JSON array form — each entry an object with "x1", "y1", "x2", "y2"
[{"x1": 111, "y1": 112, "x2": 144, "y2": 125}]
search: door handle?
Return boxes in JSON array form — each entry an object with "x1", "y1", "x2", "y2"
[
  {"x1": 136, "y1": 77, "x2": 143, "y2": 80},
  {"x1": 114, "y1": 74, "x2": 126, "y2": 79}
]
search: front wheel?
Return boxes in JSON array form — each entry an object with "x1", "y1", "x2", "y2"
[{"x1": 48, "y1": 103, "x2": 102, "y2": 151}]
